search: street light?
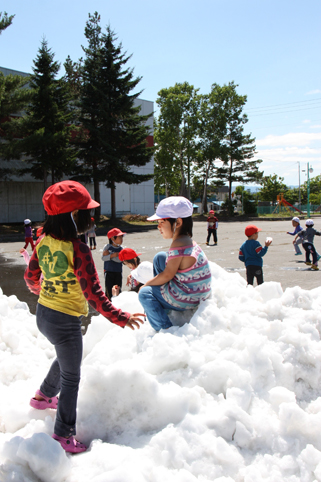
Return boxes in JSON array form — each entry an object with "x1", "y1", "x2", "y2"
[{"x1": 307, "y1": 162, "x2": 313, "y2": 218}]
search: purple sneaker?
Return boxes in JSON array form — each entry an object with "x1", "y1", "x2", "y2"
[
  {"x1": 30, "y1": 389, "x2": 58, "y2": 410},
  {"x1": 52, "y1": 434, "x2": 87, "y2": 453}
]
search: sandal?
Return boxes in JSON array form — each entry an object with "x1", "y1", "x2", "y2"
[
  {"x1": 52, "y1": 434, "x2": 87, "y2": 453},
  {"x1": 30, "y1": 389, "x2": 59, "y2": 410}
]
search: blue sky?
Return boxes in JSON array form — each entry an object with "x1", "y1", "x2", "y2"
[{"x1": 1, "y1": 0, "x2": 320, "y2": 187}]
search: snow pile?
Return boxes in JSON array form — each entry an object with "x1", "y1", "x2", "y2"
[{"x1": 1, "y1": 262, "x2": 321, "y2": 481}]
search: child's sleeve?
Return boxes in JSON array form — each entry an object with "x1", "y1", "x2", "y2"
[
  {"x1": 238, "y1": 246, "x2": 245, "y2": 262},
  {"x1": 73, "y1": 240, "x2": 129, "y2": 327},
  {"x1": 254, "y1": 241, "x2": 268, "y2": 258},
  {"x1": 24, "y1": 249, "x2": 42, "y2": 295}
]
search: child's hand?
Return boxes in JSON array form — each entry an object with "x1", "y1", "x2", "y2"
[
  {"x1": 265, "y1": 240, "x2": 272, "y2": 247},
  {"x1": 19, "y1": 248, "x2": 26, "y2": 254},
  {"x1": 125, "y1": 313, "x2": 145, "y2": 330},
  {"x1": 112, "y1": 285, "x2": 120, "y2": 297},
  {"x1": 126, "y1": 274, "x2": 132, "y2": 286}
]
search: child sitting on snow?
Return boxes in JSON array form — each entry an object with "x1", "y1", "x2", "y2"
[{"x1": 112, "y1": 248, "x2": 153, "y2": 296}]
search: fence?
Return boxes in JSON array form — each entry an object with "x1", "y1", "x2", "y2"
[{"x1": 257, "y1": 205, "x2": 321, "y2": 215}]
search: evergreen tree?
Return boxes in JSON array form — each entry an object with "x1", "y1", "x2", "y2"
[
  {"x1": 0, "y1": 11, "x2": 15, "y2": 34},
  {"x1": 13, "y1": 39, "x2": 77, "y2": 190},
  {"x1": 77, "y1": 13, "x2": 154, "y2": 218}
]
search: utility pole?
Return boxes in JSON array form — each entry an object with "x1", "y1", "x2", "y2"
[{"x1": 298, "y1": 162, "x2": 301, "y2": 212}]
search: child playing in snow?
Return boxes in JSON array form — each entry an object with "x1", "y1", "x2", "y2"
[
  {"x1": 239, "y1": 224, "x2": 272, "y2": 286},
  {"x1": 139, "y1": 196, "x2": 212, "y2": 331},
  {"x1": 24, "y1": 181, "x2": 144, "y2": 454},
  {"x1": 102, "y1": 227, "x2": 126, "y2": 299},
  {"x1": 112, "y1": 248, "x2": 153, "y2": 296},
  {"x1": 23, "y1": 219, "x2": 35, "y2": 251},
  {"x1": 286, "y1": 216, "x2": 303, "y2": 255},
  {"x1": 87, "y1": 218, "x2": 97, "y2": 250},
  {"x1": 206, "y1": 210, "x2": 218, "y2": 245},
  {"x1": 295, "y1": 219, "x2": 321, "y2": 270}
]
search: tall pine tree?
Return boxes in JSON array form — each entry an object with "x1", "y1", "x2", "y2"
[
  {"x1": 77, "y1": 13, "x2": 153, "y2": 218},
  {"x1": 14, "y1": 39, "x2": 77, "y2": 191}
]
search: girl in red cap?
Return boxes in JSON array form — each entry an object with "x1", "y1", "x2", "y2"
[
  {"x1": 112, "y1": 248, "x2": 153, "y2": 296},
  {"x1": 24, "y1": 181, "x2": 144, "y2": 453}
]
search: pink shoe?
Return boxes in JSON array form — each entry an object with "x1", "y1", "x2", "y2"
[
  {"x1": 52, "y1": 434, "x2": 87, "y2": 453},
  {"x1": 30, "y1": 389, "x2": 59, "y2": 410}
]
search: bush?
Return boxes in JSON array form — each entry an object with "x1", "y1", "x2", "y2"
[{"x1": 122, "y1": 214, "x2": 149, "y2": 223}]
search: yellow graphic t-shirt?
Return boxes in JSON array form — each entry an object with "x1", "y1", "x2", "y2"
[{"x1": 36, "y1": 235, "x2": 88, "y2": 317}]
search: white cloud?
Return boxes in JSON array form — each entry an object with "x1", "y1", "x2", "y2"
[
  {"x1": 305, "y1": 89, "x2": 321, "y2": 95},
  {"x1": 256, "y1": 132, "x2": 321, "y2": 147}
]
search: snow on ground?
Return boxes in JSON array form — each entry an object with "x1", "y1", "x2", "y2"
[{"x1": 1, "y1": 261, "x2": 321, "y2": 481}]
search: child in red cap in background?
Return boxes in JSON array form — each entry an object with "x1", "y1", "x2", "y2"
[
  {"x1": 206, "y1": 210, "x2": 218, "y2": 245},
  {"x1": 112, "y1": 248, "x2": 153, "y2": 296},
  {"x1": 24, "y1": 181, "x2": 144, "y2": 454},
  {"x1": 238, "y1": 224, "x2": 272, "y2": 285},
  {"x1": 102, "y1": 227, "x2": 126, "y2": 299}
]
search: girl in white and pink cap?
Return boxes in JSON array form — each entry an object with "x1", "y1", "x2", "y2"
[{"x1": 139, "y1": 196, "x2": 212, "y2": 331}]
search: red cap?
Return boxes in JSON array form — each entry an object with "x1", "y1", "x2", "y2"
[
  {"x1": 107, "y1": 228, "x2": 126, "y2": 239},
  {"x1": 118, "y1": 248, "x2": 142, "y2": 262},
  {"x1": 209, "y1": 210, "x2": 215, "y2": 214},
  {"x1": 245, "y1": 224, "x2": 262, "y2": 237},
  {"x1": 43, "y1": 181, "x2": 100, "y2": 215}
]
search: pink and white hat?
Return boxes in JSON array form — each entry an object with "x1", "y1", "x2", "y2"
[{"x1": 147, "y1": 196, "x2": 193, "y2": 221}]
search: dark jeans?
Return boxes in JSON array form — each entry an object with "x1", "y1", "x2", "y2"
[
  {"x1": 207, "y1": 229, "x2": 217, "y2": 244},
  {"x1": 303, "y1": 242, "x2": 318, "y2": 265},
  {"x1": 246, "y1": 265, "x2": 263, "y2": 285},
  {"x1": 89, "y1": 236, "x2": 96, "y2": 248},
  {"x1": 36, "y1": 303, "x2": 83, "y2": 437},
  {"x1": 104, "y1": 271, "x2": 122, "y2": 299}
]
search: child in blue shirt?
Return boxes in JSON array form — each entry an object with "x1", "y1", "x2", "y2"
[{"x1": 239, "y1": 224, "x2": 272, "y2": 285}]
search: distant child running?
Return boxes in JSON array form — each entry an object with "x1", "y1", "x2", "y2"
[
  {"x1": 286, "y1": 216, "x2": 303, "y2": 255},
  {"x1": 112, "y1": 248, "x2": 153, "y2": 296},
  {"x1": 87, "y1": 218, "x2": 97, "y2": 250},
  {"x1": 24, "y1": 181, "x2": 144, "y2": 454},
  {"x1": 139, "y1": 196, "x2": 212, "y2": 331},
  {"x1": 295, "y1": 219, "x2": 321, "y2": 270},
  {"x1": 206, "y1": 210, "x2": 218, "y2": 245},
  {"x1": 102, "y1": 228, "x2": 126, "y2": 299},
  {"x1": 239, "y1": 224, "x2": 272, "y2": 285},
  {"x1": 23, "y1": 219, "x2": 35, "y2": 251}
]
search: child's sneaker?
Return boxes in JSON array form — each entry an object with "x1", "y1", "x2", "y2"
[
  {"x1": 305, "y1": 262, "x2": 312, "y2": 266},
  {"x1": 52, "y1": 434, "x2": 87, "y2": 453},
  {"x1": 294, "y1": 252, "x2": 302, "y2": 256},
  {"x1": 30, "y1": 390, "x2": 58, "y2": 410},
  {"x1": 311, "y1": 264, "x2": 319, "y2": 270},
  {"x1": 206, "y1": 242, "x2": 209, "y2": 245},
  {"x1": 317, "y1": 254, "x2": 321, "y2": 261}
]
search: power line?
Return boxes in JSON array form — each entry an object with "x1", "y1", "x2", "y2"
[{"x1": 246, "y1": 97, "x2": 321, "y2": 112}]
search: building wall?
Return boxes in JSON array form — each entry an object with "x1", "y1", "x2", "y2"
[{"x1": 0, "y1": 67, "x2": 154, "y2": 223}]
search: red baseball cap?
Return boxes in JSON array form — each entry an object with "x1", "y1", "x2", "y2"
[
  {"x1": 209, "y1": 210, "x2": 215, "y2": 214},
  {"x1": 107, "y1": 228, "x2": 127, "y2": 239},
  {"x1": 245, "y1": 224, "x2": 262, "y2": 237},
  {"x1": 43, "y1": 181, "x2": 100, "y2": 215},
  {"x1": 118, "y1": 248, "x2": 142, "y2": 262}
]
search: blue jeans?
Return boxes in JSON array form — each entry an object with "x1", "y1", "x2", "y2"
[
  {"x1": 138, "y1": 252, "x2": 184, "y2": 331},
  {"x1": 36, "y1": 303, "x2": 83, "y2": 437}
]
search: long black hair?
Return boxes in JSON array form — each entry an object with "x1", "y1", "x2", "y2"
[
  {"x1": 42, "y1": 209, "x2": 93, "y2": 241},
  {"x1": 168, "y1": 216, "x2": 193, "y2": 237}
]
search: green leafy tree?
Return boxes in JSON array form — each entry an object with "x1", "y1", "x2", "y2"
[
  {"x1": 154, "y1": 82, "x2": 200, "y2": 198},
  {"x1": 196, "y1": 84, "x2": 232, "y2": 212},
  {"x1": 77, "y1": 13, "x2": 154, "y2": 218},
  {"x1": 12, "y1": 39, "x2": 77, "y2": 190},
  {"x1": 258, "y1": 174, "x2": 288, "y2": 203},
  {"x1": 234, "y1": 185, "x2": 257, "y2": 215},
  {"x1": 215, "y1": 82, "x2": 263, "y2": 212},
  {"x1": 0, "y1": 11, "x2": 14, "y2": 34}
]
